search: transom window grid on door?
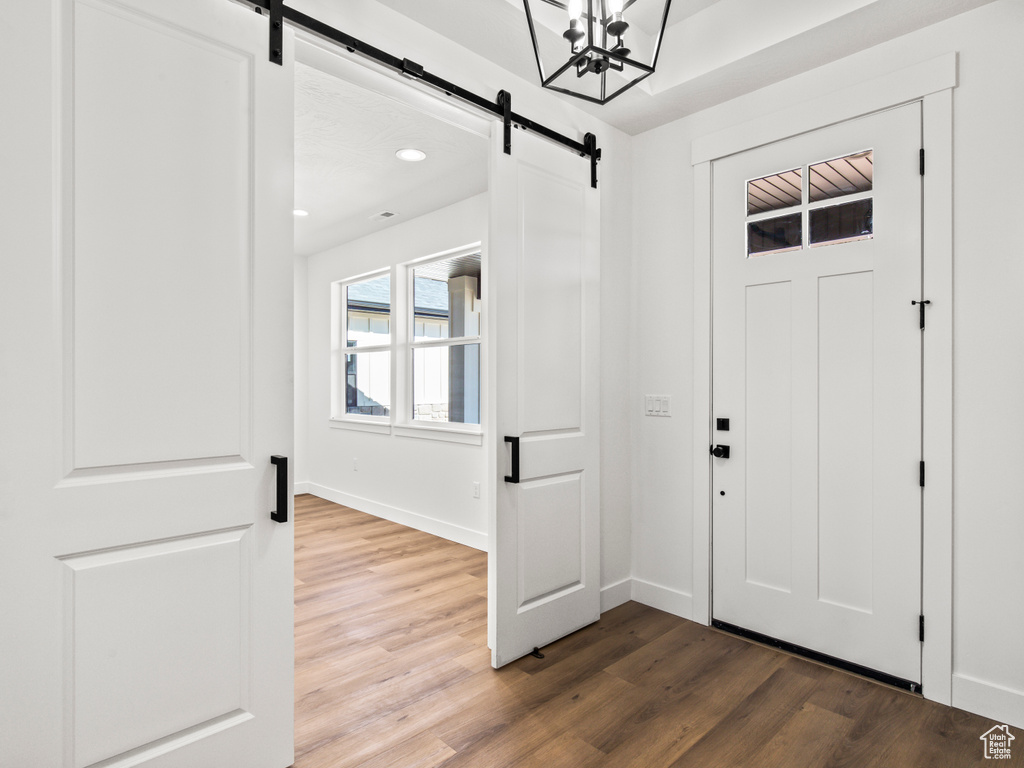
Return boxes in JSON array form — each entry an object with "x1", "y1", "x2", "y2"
[
  {"x1": 746, "y1": 150, "x2": 874, "y2": 257},
  {"x1": 408, "y1": 249, "x2": 483, "y2": 429}
]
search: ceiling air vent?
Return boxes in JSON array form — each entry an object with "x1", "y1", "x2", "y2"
[{"x1": 369, "y1": 210, "x2": 398, "y2": 222}]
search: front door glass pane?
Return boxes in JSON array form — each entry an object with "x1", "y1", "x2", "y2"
[
  {"x1": 748, "y1": 212, "x2": 802, "y2": 256},
  {"x1": 747, "y1": 168, "x2": 802, "y2": 215},
  {"x1": 810, "y1": 199, "x2": 873, "y2": 247},
  {"x1": 809, "y1": 151, "x2": 872, "y2": 202}
]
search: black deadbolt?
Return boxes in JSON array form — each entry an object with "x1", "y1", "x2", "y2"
[{"x1": 710, "y1": 444, "x2": 731, "y2": 459}]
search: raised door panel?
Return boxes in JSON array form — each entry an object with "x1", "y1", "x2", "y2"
[
  {"x1": 518, "y1": 165, "x2": 583, "y2": 436},
  {"x1": 62, "y1": 528, "x2": 252, "y2": 768},
  {"x1": 71, "y1": 0, "x2": 252, "y2": 471},
  {"x1": 518, "y1": 474, "x2": 584, "y2": 608},
  {"x1": 817, "y1": 271, "x2": 875, "y2": 613},
  {"x1": 743, "y1": 280, "x2": 794, "y2": 594}
]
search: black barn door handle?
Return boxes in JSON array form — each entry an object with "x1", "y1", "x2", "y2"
[
  {"x1": 271, "y1": 455, "x2": 288, "y2": 523},
  {"x1": 504, "y1": 436, "x2": 520, "y2": 484}
]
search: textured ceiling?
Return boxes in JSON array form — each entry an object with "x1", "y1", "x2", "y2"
[
  {"x1": 372, "y1": 0, "x2": 997, "y2": 134},
  {"x1": 294, "y1": 62, "x2": 489, "y2": 256}
]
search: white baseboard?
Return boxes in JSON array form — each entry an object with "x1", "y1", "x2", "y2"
[
  {"x1": 631, "y1": 578, "x2": 693, "y2": 619},
  {"x1": 306, "y1": 482, "x2": 488, "y2": 552},
  {"x1": 600, "y1": 578, "x2": 632, "y2": 613},
  {"x1": 953, "y1": 673, "x2": 1024, "y2": 730},
  {"x1": 293, "y1": 481, "x2": 310, "y2": 496}
]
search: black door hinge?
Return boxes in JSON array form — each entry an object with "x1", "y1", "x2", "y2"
[
  {"x1": 919, "y1": 614, "x2": 925, "y2": 642},
  {"x1": 919, "y1": 148, "x2": 925, "y2": 176},
  {"x1": 919, "y1": 461, "x2": 926, "y2": 487},
  {"x1": 912, "y1": 299, "x2": 931, "y2": 330}
]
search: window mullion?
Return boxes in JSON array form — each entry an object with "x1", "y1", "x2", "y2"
[
  {"x1": 411, "y1": 336, "x2": 481, "y2": 351},
  {"x1": 392, "y1": 265, "x2": 408, "y2": 425},
  {"x1": 344, "y1": 343, "x2": 392, "y2": 354}
]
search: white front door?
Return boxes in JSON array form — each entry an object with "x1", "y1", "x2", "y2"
[
  {"x1": 711, "y1": 103, "x2": 923, "y2": 686},
  {"x1": 0, "y1": 1, "x2": 294, "y2": 765},
  {"x1": 488, "y1": 127, "x2": 601, "y2": 668}
]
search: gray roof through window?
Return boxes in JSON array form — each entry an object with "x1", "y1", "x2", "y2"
[{"x1": 347, "y1": 275, "x2": 451, "y2": 314}]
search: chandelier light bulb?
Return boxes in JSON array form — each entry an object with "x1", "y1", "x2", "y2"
[
  {"x1": 607, "y1": 0, "x2": 629, "y2": 38},
  {"x1": 564, "y1": 0, "x2": 587, "y2": 50}
]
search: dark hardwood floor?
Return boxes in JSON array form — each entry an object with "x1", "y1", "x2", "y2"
[{"x1": 293, "y1": 494, "x2": 1019, "y2": 767}]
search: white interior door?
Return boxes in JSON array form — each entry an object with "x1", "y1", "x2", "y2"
[
  {"x1": 488, "y1": 127, "x2": 601, "y2": 668},
  {"x1": 0, "y1": 1, "x2": 294, "y2": 765},
  {"x1": 711, "y1": 103, "x2": 923, "y2": 686}
]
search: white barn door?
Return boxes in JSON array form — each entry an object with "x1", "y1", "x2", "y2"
[
  {"x1": 711, "y1": 103, "x2": 923, "y2": 686},
  {"x1": 488, "y1": 127, "x2": 601, "y2": 668},
  {"x1": 0, "y1": 1, "x2": 295, "y2": 766}
]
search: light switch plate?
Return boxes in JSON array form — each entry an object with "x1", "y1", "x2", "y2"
[{"x1": 644, "y1": 395, "x2": 671, "y2": 417}]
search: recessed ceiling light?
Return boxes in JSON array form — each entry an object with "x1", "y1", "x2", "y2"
[
  {"x1": 293, "y1": 209, "x2": 309, "y2": 217},
  {"x1": 395, "y1": 148, "x2": 426, "y2": 162}
]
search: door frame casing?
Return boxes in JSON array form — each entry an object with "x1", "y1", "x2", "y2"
[{"x1": 691, "y1": 53, "x2": 956, "y2": 705}]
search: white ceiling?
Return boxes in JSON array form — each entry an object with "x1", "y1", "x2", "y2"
[
  {"x1": 295, "y1": 0, "x2": 995, "y2": 256},
  {"x1": 373, "y1": 0, "x2": 996, "y2": 134},
  {"x1": 294, "y1": 62, "x2": 489, "y2": 256}
]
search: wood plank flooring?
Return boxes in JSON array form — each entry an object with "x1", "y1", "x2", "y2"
[{"x1": 293, "y1": 494, "x2": 1019, "y2": 767}]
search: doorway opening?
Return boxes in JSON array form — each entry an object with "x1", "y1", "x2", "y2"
[
  {"x1": 290, "y1": 22, "x2": 605, "y2": 688},
  {"x1": 289, "y1": 42, "x2": 493, "y2": 756},
  {"x1": 291, "y1": 47, "x2": 491, "y2": 548}
]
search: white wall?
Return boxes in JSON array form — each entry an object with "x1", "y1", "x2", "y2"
[
  {"x1": 598, "y1": 114, "x2": 635, "y2": 611},
  {"x1": 304, "y1": 195, "x2": 489, "y2": 549},
  {"x1": 294, "y1": 255, "x2": 309, "y2": 491},
  {"x1": 631, "y1": 0, "x2": 1024, "y2": 727},
  {"x1": 294, "y1": 0, "x2": 636, "y2": 598}
]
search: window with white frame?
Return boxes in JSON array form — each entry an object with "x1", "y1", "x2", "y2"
[
  {"x1": 410, "y1": 251, "x2": 482, "y2": 426},
  {"x1": 333, "y1": 272, "x2": 391, "y2": 420},
  {"x1": 745, "y1": 149, "x2": 874, "y2": 257}
]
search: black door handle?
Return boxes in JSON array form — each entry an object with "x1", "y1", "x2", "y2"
[
  {"x1": 271, "y1": 455, "x2": 288, "y2": 522},
  {"x1": 710, "y1": 445, "x2": 730, "y2": 459},
  {"x1": 504, "y1": 436, "x2": 520, "y2": 483}
]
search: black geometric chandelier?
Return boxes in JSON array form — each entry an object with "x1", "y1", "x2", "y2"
[{"x1": 522, "y1": 0, "x2": 673, "y2": 105}]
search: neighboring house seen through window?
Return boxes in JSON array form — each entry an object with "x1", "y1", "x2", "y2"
[
  {"x1": 336, "y1": 272, "x2": 391, "y2": 419},
  {"x1": 411, "y1": 252, "x2": 482, "y2": 425}
]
